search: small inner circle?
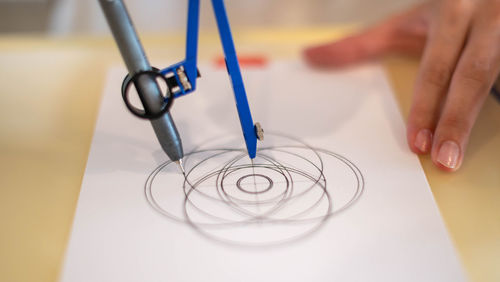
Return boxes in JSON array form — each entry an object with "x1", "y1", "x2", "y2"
[{"x1": 236, "y1": 174, "x2": 273, "y2": 194}]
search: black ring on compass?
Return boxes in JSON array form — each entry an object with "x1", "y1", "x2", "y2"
[{"x1": 121, "y1": 68, "x2": 173, "y2": 120}]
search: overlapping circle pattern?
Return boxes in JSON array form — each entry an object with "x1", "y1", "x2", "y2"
[{"x1": 145, "y1": 134, "x2": 364, "y2": 247}]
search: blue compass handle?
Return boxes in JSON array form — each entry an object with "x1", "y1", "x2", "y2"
[
  {"x1": 159, "y1": 0, "x2": 258, "y2": 159},
  {"x1": 211, "y1": 0, "x2": 258, "y2": 159}
]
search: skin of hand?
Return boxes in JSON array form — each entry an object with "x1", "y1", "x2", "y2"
[{"x1": 304, "y1": 0, "x2": 500, "y2": 172}]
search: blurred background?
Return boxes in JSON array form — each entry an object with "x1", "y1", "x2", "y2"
[{"x1": 0, "y1": 0, "x2": 420, "y2": 35}]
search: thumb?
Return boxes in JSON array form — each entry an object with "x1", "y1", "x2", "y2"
[
  {"x1": 303, "y1": 26, "x2": 391, "y2": 68},
  {"x1": 303, "y1": 3, "x2": 430, "y2": 68}
]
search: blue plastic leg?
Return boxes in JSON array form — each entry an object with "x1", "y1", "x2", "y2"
[{"x1": 211, "y1": 0, "x2": 258, "y2": 159}]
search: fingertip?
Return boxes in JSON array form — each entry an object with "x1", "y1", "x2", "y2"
[
  {"x1": 433, "y1": 161, "x2": 460, "y2": 172},
  {"x1": 432, "y1": 158, "x2": 461, "y2": 172},
  {"x1": 407, "y1": 125, "x2": 433, "y2": 155},
  {"x1": 413, "y1": 128, "x2": 433, "y2": 154},
  {"x1": 302, "y1": 45, "x2": 325, "y2": 66},
  {"x1": 302, "y1": 32, "x2": 382, "y2": 68},
  {"x1": 302, "y1": 42, "x2": 345, "y2": 68},
  {"x1": 406, "y1": 99, "x2": 441, "y2": 156},
  {"x1": 432, "y1": 140, "x2": 462, "y2": 172}
]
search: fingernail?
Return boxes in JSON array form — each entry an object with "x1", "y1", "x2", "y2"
[
  {"x1": 437, "y1": 141, "x2": 460, "y2": 169},
  {"x1": 414, "y1": 129, "x2": 432, "y2": 153}
]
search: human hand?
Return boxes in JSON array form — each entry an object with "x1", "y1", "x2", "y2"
[{"x1": 304, "y1": 1, "x2": 500, "y2": 172}]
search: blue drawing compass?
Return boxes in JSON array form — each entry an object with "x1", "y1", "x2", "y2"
[{"x1": 119, "y1": 0, "x2": 263, "y2": 160}]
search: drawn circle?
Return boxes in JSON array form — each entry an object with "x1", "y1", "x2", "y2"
[
  {"x1": 145, "y1": 134, "x2": 364, "y2": 247},
  {"x1": 218, "y1": 161, "x2": 289, "y2": 206},
  {"x1": 236, "y1": 174, "x2": 273, "y2": 194}
]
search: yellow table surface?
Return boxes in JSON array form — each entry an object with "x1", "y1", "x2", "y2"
[{"x1": 0, "y1": 28, "x2": 499, "y2": 282}]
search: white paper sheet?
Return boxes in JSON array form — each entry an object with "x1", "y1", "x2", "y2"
[{"x1": 61, "y1": 60, "x2": 466, "y2": 281}]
